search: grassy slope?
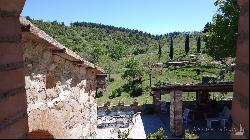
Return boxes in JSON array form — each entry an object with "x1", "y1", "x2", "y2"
[
  {"x1": 97, "y1": 52, "x2": 234, "y2": 106},
  {"x1": 29, "y1": 19, "x2": 234, "y2": 106}
]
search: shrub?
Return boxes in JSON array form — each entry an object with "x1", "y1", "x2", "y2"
[
  {"x1": 118, "y1": 129, "x2": 131, "y2": 139},
  {"x1": 109, "y1": 77, "x2": 115, "y2": 82},
  {"x1": 146, "y1": 128, "x2": 167, "y2": 139},
  {"x1": 116, "y1": 88, "x2": 122, "y2": 97},
  {"x1": 95, "y1": 89, "x2": 103, "y2": 98},
  {"x1": 184, "y1": 129, "x2": 199, "y2": 139},
  {"x1": 109, "y1": 91, "x2": 117, "y2": 99},
  {"x1": 130, "y1": 83, "x2": 143, "y2": 97},
  {"x1": 109, "y1": 88, "x2": 122, "y2": 99}
]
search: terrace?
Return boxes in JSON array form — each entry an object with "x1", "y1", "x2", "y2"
[{"x1": 96, "y1": 103, "x2": 233, "y2": 139}]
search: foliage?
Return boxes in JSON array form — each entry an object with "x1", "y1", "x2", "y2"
[
  {"x1": 27, "y1": 17, "x2": 234, "y2": 106},
  {"x1": 121, "y1": 57, "x2": 145, "y2": 97},
  {"x1": 203, "y1": 0, "x2": 240, "y2": 59},
  {"x1": 118, "y1": 129, "x2": 131, "y2": 139},
  {"x1": 184, "y1": 129, "x2": 199, "y2": 139},
  {"x1": 146, "y1": 128, "x2": 167, "y2": 139},
  {"x1": 29, "y1": 17, "x2": 202, "y2": 65},
  {"x1": 158, "y1": 41, "x2": 162, "y2": 62},
  {"x1": 109, "y1": 77, "x2": 115, "y2": 82},
  {"x1": 108, "y1": 44, "x2": 126, "y2": 60},
  {"x1": 130, "y1": 82, "x2": 143, "y2": 97},
  {"x1": 185, "y1": 34, "x2": 190, "y2": 55},
  {"x1": 109, "y1": 87, "x2": 122, "y2": 99},
  {"x1": 122, "y1": 57, "x2": 143, "y2": 82},
  {"x1": 95, "y1": 88, "x2": 103, "y2": 98},
  {"x1": 169, "y1": 37, "x2": 174, "y2": 60},
  {"x1": 196, "y1": 36, "x2": 201, "y2": 53},
  {"x1": 97, "y1": 55, "x2": 115, "y2": 80}
]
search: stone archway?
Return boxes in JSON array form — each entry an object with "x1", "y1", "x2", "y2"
[
  {"x1": 27, "y1": 110, "x2": 68, "y2": 139},
  {"x1": 28, "y1": 130, "x2": 54, "y2": 139}
]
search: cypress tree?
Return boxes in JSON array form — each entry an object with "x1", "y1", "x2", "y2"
[
  {"x1": 158, "y1": 41, "x2": 162, "y2": 62},
  {"x1": 169, "y1": 37, "x2": 173, "y2": 60},
  {"x1": 197, "y1": 36, "x2": 201, "y2": 53},
  {"x1": 185, "y1": 34, "x2": 190, "y2": 55}
]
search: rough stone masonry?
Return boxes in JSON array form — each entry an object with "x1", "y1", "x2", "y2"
[{"x1": 20, "y1": 17, "x2": 105, "y2": 139}]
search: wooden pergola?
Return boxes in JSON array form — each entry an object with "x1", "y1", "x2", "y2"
[
  {"x1": 152, "y1": 82, "x2": 234, "y2": 92},
  {"x1": 151, "y1": 82, "x2": 234, "y2": 137}
]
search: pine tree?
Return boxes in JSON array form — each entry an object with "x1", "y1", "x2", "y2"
[{"x1": 185, "y1": 34, "x2": 190, "y2": 55}]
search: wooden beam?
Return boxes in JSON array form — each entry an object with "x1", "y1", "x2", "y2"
[{"x1": 152, "y1": 82, "x2": 234, "y2": 93}]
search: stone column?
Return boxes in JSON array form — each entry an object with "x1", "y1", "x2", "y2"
[
  {"x1": 231, "y1": 0, "x2": 249, "y2": 139},
  {"x1": 197, "y1": 91, "x2": 210, "y2": 104},
  {"x1": 170, "y1": 90, "x2": 183, "y2": 137},
  {"x1": 153, "y1": 91, "x2": 161, "y2": 113},
  {"x1": 0, "y1": 0, "x2": 27, "y2": 139}
]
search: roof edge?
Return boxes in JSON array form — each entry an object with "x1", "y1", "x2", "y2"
[{"x1": 20, "y1": 16, "x2": 105, "y2": 74}]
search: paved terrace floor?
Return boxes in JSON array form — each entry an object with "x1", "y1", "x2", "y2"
[
  {"x1": 158, "y1": 113, "x2": 231, "y2": 139},
  {"x1": 96, "y1": 113, "x2": 232, "y2": 139}
]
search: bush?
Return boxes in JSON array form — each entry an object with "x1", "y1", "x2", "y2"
[
  {"x1": 95, "y1": 89, "x2": 103, "y2": 98},
  {"x1": 146, "y1": 128, "x2": 167, "y2": 139},
  {"x1": 118, "y1": 129, "x2": 131, "y2": 139},
  {"x1": 109, "y1": 91, "x2": 117, "y2": 99},
  {"x1": 116, "y1": 88, "x2": 122, "y2": 97},
  {"x1": 109, "y1": 77, "x2": 115, "y2": 82},
  {"x1": 184, "y1": 129, "x2": 199, "y2": 139},
  {"x1": 109, "y1": 88, "x2": 122, "y2": 99},
  {"x1": 130, "y1": 83, "x2": 143, "y2": 97}
]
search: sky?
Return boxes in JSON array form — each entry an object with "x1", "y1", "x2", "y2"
[{"x1": 21, "y1": 0, "x2": 217, "y2": 35}]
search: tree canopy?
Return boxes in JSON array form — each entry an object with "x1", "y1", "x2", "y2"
[
  {"x1": 169, "y1": 37, "x2": 174, "y2": 60},
  {"x1": 185, "y1": 34, "x2": 190, "y2": 55},
  {"x1": 197, "y1": 36, "x2": 201, "y2": 53},
  {"x1": 203, "y1": 0, "x2": 240, "y2": 60}
]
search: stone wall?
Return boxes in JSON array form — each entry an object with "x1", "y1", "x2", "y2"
[
  {"x1": 22, "y1": 32, "x2": 98, "y2": 138},
  {"x1": 0, "y1": 0, "x2": 28, "y2": 139},
  {"x1": 97, "y1": 104, "x2": 145, "y2": 113}
]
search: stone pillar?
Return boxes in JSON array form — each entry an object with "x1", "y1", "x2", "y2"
[
  {"x1": 197, "y1": 76, "x2": 212, "y2": 103},
  {"x1": 197, "y1": 91, "x2": 210, "y2": 104},
  {"x1": 231, "y1": 0, "x2": 249, "y2": 139},
  {"x1": 0, "y1": 0, "x2": 27, "y2": 139},
  {"x1": 153, "y1": 91, "x2": 161, "y2": 113},
  {"x1": 170, "y1": 90, "x2": 183, "y2": 137}
]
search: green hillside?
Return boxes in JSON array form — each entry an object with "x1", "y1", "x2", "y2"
[{"x1": 28, "y1": 18, "x2": 234, "y2": 106}]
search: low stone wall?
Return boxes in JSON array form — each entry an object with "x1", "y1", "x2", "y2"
[
  {"x1": 163, "y1": 100, "x2": 232, "y2": 109},
  {"x1": 97, "y1": 104, "x2": 146, "y2": 113},
  {"x1": 97, "y1": 100, "x2": 232, "y2": 115}
]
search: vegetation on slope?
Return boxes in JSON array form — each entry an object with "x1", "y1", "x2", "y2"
[{"x1": 28, "y1": 16, "x2": 234, "y2": 105}]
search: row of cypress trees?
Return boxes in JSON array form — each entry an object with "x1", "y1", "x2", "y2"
[{"x1": 167, "y1": 35, "x2": 201, "y2": 60}]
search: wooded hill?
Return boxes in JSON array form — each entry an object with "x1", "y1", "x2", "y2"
[{"x1": 28, "y1": 17, "x2": 203, "y2": 67}]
